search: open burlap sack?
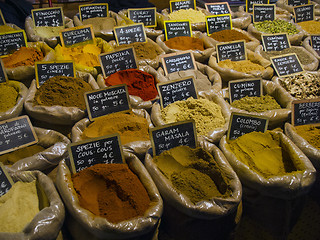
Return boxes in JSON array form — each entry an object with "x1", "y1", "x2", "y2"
[
  {"x1": 219, "y1": 132, "x2": 316, "y2": 237},
  {"x1": 156, "y1": 31, "x2": 215, "y2": 63},
  {"x1": 151, "y1": 92, "x2": 231, "y2": 143},
  {"x1": 97, "y1": 65, "x2": 160, "y2": 110},
  {"x1": 71, "y1": 109, "x2": 153, "y2": 160},
  {"x1": 56, "y1": 151, "x2": 163, "y2": 240},
  {"x1": 24, "y1": 72, "x2": 99, "y2": 125},
  {"x1": 73, "y1": 11, "x2": 126, "y2": 41},
  {"x1": 25, "y1": 15, "x2": 74, "y2": 48},
  {"x1": 4, "y1": 42, "x2": 55, "y2": 86},
  {"x1": 157, "y1": 61, "x2": 222, "y2": 95},
  {"x1": 303, "y1": 36, "x2": 320, "y2": 61},
  {"x1": 144, "y1": 140, "x2": 242, "y2": 240},
  {"x1": 208, "y1": 49, "x2": 274, "y2": 83},
  {"x1": 276, "y1": 0, "x2": 320, "y2": 15},
  {"x1": 229, "y1": 7, "x2": 252, "y2": 29},
  {"x1": 0, "y1": 170, "x2": 65, "y2": 240},
  {"x1": 0, "y1": 81, "x2": 28, "y2": 121}
]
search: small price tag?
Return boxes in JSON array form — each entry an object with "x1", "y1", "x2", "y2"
[
  {"x1": 79, "y1": 3, "x2": 109, "y2": 21},
  {"x1": 164, "y1": 20, "x2": 192, "y2": 40},
  {"x1": 69, "y1": 134, "x2": 124, "y2": 173},
  {"x1": 217, "y1": 40, "x2": 246, "y2": 62},
  {"x1": 311, "y1": 35, "x2": 320, "y2": 54},
  {"x1": 294, "y1": 4, "x2": 314, "y2": 23},
  {"x1": 35, "y1": 61, "x2": 75, "y2": 88},
  {"x1": 85, "y1": 85, "x2": 131, "y2": 121},
  {"x1": 32, "y1": 7, "x2": 64, "y2": 27},
  {"x1": 206, "y1": 14, "x2": 232, "y2": 35},
  {"x1": 128, "y1": 8, "x2": 157, "y2": 27},
  {"x1": 170, "y1": 0, "x2": 196, "y2": 12},
  {"x1": 0, "y1": 116, "x2": 38, "y2": 155},
  {"x1": 227, "y1": 112, "x2": 269, "y2": 140},
  {"x1": 161, "y1": 51, "x2": 197, "y2": 75},
  {"x1": 246, "y1": 0, "x2": 269, "y2": 13},
  {"x1": 0, "y1": 163, "x2": 14, "y2": 197},
  {"x1": 114, "y1": 23, "x2": 147, "y2": 45},
  {"x1": 292, "y1": 98, "x2": 320, "y2": 126},
  {"x1": 262, "y1": 33, "x2": 291, "y2": 51},
  {"x1": 229, "y1": 78, "x2": 262, "y2": 103},
  {"x1": 271, "y1": 53, "x2": 304, "y2": 77},
  {"x1": 0, "y1": 10, "x2": 6, "y2": 26},
  {"x1": 205, "y1": 2, "x2": 231, "y2": 15},
  {"x1": 0, "y1": 30, "x2": 27, "y2": 57},
  {"x1": 287, "y1": 0, "x2": 309, "y2": 6},
  {"x1": 150, "y1": 120, "x2": 197, "y2": 156},
  {"x1": 0, "y1": 59, "x2": 8, "y2": 83},
  {"x1": 60, "y1": 25, "x2": 95, "y2": 47},
  {"x1": 157, "y1": 77, "x2": 198, "y2": 108},
  {"x1": 253, "y1": 4, "x2": 276, "y2": 22}
]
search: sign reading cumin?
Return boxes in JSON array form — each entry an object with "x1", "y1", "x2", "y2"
[
  {"x1": 229, "y1": 78, "x2": 262, "y2": 103},
  {"x1": 262, "y1": 33, "x2": 291, "y2": 51}
]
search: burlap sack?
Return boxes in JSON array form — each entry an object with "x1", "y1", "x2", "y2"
[
  {"x1": 219, "y1": 132, "x2": 316, "y2": 237},
  {"x1": 156, "y1": 31, "x2": 215, "y2": 63},
  {"x1": 71, "y1": 109, "x2": 153, "y2": 160},
  {"x1": 151, "y1": 92, "x2": 231, "y2": 143},
  {"x1": 0, "y1": 170, "x2": 65, "y2": 240},
  {"x1": 157, "y1": 61, "x2": 222, "y2": 95},
  {"x1": 0, "y1": 81, "x2": 28, "y2": 121},
  {"x1": 303, "y1": 36, "x2": 320, "y2": 61},
  {"x1": 255, "y1": 45, "x2": 319, "y2": 71},
  {"x1": 208, "y1": 49, "x2": 274, "y2": 83},
  {"x1": 276, "y1": 0, "x2": 320, "y2": 15},
  {"x1": 144, "y1": 140, "x2": 242, "y2": 240},
  {"x1": 73, "y1": 11, "x2": 126, "y2": 41},
  {"x1": 4, "y1": 42, "x2": 55, "y2": 86},
  {"x1": 97, "y1": 65, "x2": 160, "y2": 110},
  {"x1": 24, "y1": 72, "x2": 99, "y2": 125},
  {"x1": 25, "y1": 15, "x2": 74, "y2": 48},
  {"x1": 230, "y1": 7, "x2": 252, "y2": 29},
  {"x1": 56, "y1": 151, "x2": 163, "y2": 240},
  {"x1": 202, "y1": 28, "x2": 260, "y2": 52}
]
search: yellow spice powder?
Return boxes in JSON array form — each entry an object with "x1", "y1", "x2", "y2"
[
  {"x1": 168, "y1": 9, "x2": 206, "y2": 23},
  {"x1": 298, "y1": 21, "x2": 320, "y2": 34},
  {"x1": 218, "y1": 59, "x2": 265, "y2": 73}
]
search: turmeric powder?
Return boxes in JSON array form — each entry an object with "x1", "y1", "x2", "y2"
[
  {"x1": 0, "y1": 25, "x2": 15, "y2": 33},
  {"x1": 3, "y1": 47, "x2": 44, "y2": 68},
  {"x1": 0, "y1": 82, "x2": 19, "y2": 112},
  {"x1": 294, "y1": 125, "x2": 320, "y2": 149}
]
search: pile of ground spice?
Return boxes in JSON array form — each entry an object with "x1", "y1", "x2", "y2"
[
  {"x1": 3, "y1": 47, "x2": 44, "y2": 68},
  {"x1": 294, "y1": 125, "x2": 320, "y2": 149},
  {"x1": 116, "y1": 41, "x2": 162, "y2": 60},
  {"x1": 218, "y1": 59, "x2": 265, "y2": 73},
  {"x1": 231, "y1": 95, "x2": 281, "y2": 112},
  {"x1": 210, "y1": 29, "x2": 252, "y2": 42},
  {"x1": 164, "y1": 36, "x2": 205, "y2": 51},
  {"x1": 0, "y1": 82, "x2": 19, "y2": 112}
]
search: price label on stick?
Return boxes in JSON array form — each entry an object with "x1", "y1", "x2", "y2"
[
  {"x1": 228, "y1": 78, "x2": 262, "y2": 103},
  {"x1": 0, "y1": 59, "x2": 8, "y2": 83},
  {"x1": 150, "y1": 121, "x2": 197, "y2": 156},
  {"x1": 68, "y1": 134, "x2": 124, "y2": 173},
  {"x1": 262, "y1": 33, "x2": 291, "y2": 51},
  {"x1": 164, "y1": 20, "x2": 192, "y2": 40},
  {"x1": 253, "y1": 4, "x2": 275, "y2": 22},
  {"x1": 85, "y1": 84, "x2": 131, "y2": 121},
  {"x1": 114, "y1": 23, "x2": 147, "y2": 45},
  {"x1": 294, "y1": 4, "x2": 314, "y2": 23},
  {"x1": 0, "y1": 10, "x2": 6, "y2": 26},
  {"x1": 170, "y1": 0, "x2": 196, "y2": 12},
  {"x1": 79, "y1": 4, "x2": 109, "y2": 21},
  {"x1": 227, "y1": 113, "x2": 269, "y2": 140},
  {"x1": 217, "y1": 40, "x2": 246, "y2": 62},
  {"x1": 287, "y1": 0, "x2": 309, "y2": 7},
  {"x1": 206, "y1": 14, "x2": 232, "y2": 35},
  {"x1": 0, "y1": 30, "x2": 27, "y2": 57},
  {"x1": 311, "y1": 35, "x2": 320, "y2": 54},
  {"x1": 32, "y1": 7, "x2": 64, "y2": 27},
  {"x1": 161, "y1": 51, "x2": 197, "y2": 75},
  {"x1": 0, "y1": 163, "x2": 14, "y2": 197},
  {"x1": 271, "y1": 53, "x2": 304, "y2": 77},
  {"x1": 246, "y1": 0, "x2": 269, "y2": 13},
  {"x1": 128, "y1": 8, "x2": 157, "y2": 27},
  {"x1": 205, "y1": 2, "x2": 231, "y2": 15},
  {"x1": 292, "y1": 98, "x2": 320, "y2": 126}
]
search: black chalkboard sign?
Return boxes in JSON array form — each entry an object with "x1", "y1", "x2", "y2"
[
  {"x1": 292, "y1": 98, "x2": 320, "y2": 126},
  {"x1": 128, "y1": 8, "x2": 157, "y2": 27},
  {"x1": 79, "y1": 3, "x2": 109, "y2": 21},
  {"x1": 206, "y1": 14, "x2": 232, "y2": 35},
  {"x1": 35, "y1": 61, "x2": 75, "y2": 88},
  {"x1": 310, "y1": 35, "x2": 320, "y2": 55},
  {"x1": 164, "y1": 20, "x2": 192, "y2": 40},
  {"x1": 0, "y1": 10, "x2": 6, "y2": 26},
  {"x1": 262, "y1": 33, "x2": 291, "y2": 51},
  {"x1": 294, "y1": 4, "x2": 314, "y2": 23},
  {"x1": 217, "y1": 40, "x2": 246, "y2": 62},
  {"x1": 150, "y1": 120, "x2": 197, "y2": 156},
  {"x1": 85, "y1": 84, "x2": 131, "y2": 121},
  {"x1": 205, "y1": 2, "x2": 231, "y2": 15},
  {"x1": 0, "y1": 30, "x2": 27, "y2": 57},
  {"x1": 0, "y1": 163, "x2": 14, "y2": 197},
  {"x1": 246, "y1": 0, "x2": 269, "y2": 13},
  {"x1": 32, "y1": 7, "x2": 64, "y2": 27},
  {"x1": 227, "y1": 113, "x2": 268, "y2": 140},
  {"x1": 100, "y1": 48, "x2": 137, "y2": 77},
  {"x1": 0, "y1": 116, "x2": 38, "y2": 155},
  {"x1": 157, "y1": 77, "x2": 198, "y2": 108},
  {"x1": 0, "y1": 60, "x2": 8, "y2": 83},
  {"x1": 229, "y1": 78, "x2": 262, "y2": 103},
  {"x1": 271, "y1": 53, "x2": 304, "y2": 77},
  {"x1": 69, "y1": 134, "x2": 124, "y2": 173},
  {"x1": 114, "y1": 23, "x2": 147, "y2": 45},
  {"x1": 253, "y1": 4, "x2": 276, "y2": 22},
  {"x1": 161, "y1": 51, "x2": 197, "y2": 75},
  {"x1": 170, "y1": 0, "x2": 196, "y2": 12},
  {"x1": 288, "y1": 0, "x2": 309, "y2": 6},
  {"x1": 60, "y1": 25, "x2": 95, "y2": 47}
]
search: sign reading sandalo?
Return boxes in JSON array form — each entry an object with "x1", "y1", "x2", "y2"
[
  {"x1": 60, "y1": 25, "x2": 95, "y2": 47},
  {"x1": 32, "y1": 7, "x2": 64, "y2": 27},
  {"x1": 114, "y1": 23, "x2": 147, "y2": 45}
]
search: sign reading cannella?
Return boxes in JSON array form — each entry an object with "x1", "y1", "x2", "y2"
[{"x1": 216, "y1": 40, "x2": 247, "y2": 62}]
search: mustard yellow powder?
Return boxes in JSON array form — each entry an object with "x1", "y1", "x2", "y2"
[
  {"x1": 294, "y1": 125, "x2": 320, "y2": 149},
  {"x1": 168, "y1": 9, "x2": 206, "y2": 23},
  {"x1": 0, "y1": 82, "x2": 19, "y2": 112},
  {"x1": 34, "y1": 26, "x2": 65, "y2": 38},
  {"x1": 218, "y1": 59, "x2": 265, "y2": 73},
  {"x1": 298, "y1": 21, "x2": 320, "y2": 34},
  {"x1": 0, "y1": 25, "x2": 15, "y2": 33}
]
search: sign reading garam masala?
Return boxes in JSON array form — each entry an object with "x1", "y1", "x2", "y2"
[
  {"x1": 216, "y1": 40, "x2": 246, "y2": 62},
  {"x1": 170, "y1": 0, "x2": 196, "y2": 12},
  {"x1": 79, "y1": 3, "x2": 109, "y2": 21},
  {"x1": 60, "y1": 25, "x2": 95, "y2": 47},
  {"x1": 157, "y1": 77, "x2": 198, "y2": 108},
  {"x1": 35, "y1": 61, "x2": 75, "y2": 88},
  {"x1": 0, "y1": 10, "x2": 6, "y2": 26},
  {"x1": 0, "y1": 60, "x2": 8, "y2": 83},
  {"x1": 164, "y1": 20, "x2": 192, "y2": 40},
  {"x1": 114, "y1": 23, "x2": 147, "y2": 45},
  {"x1": 206, "y1": 14, "x2": 232, "y2": 35},
  {"x1": 150, "y1": 120, "x2": 197, "y2": 156},
  {"x1": 227, "y1": 112, "x2": 269, "y2": 140},
  {"x1": 84, "y1": 84, "x2": 131, "y2": 121},
  {"x1": 69, "y1": 134, "x2": 124, "y2": 173},
  {"x1": 128, "y1": 8, "x2": 157, "y2": 27},
  {"x1": 32, "y1": 7, "x2": 64, "y2": 27},
  {"x1": 0, "y1": 116, "x2": 38, "y2": 155},
  {"x1": 292, "y1": 98, "x2": 320, "y2": 126},
  {"x1": 205, "y1": 2, "x2": 231, "y2": 15},
  {"x1": 0, "y1": 163, "x2": 14, "y2": 197},
  {"x1": 311, "y1": 35, "x2": 320, "y2": 53},
  {"x1": 262, "y1": 33, "x2": 291, "y2": 51},
  {"x1": 246, "y1": 0, "x2": 269, "y2": 13},
  {"x1": 229, "y1": 78, "x2": 262, "y2": 103},
  {"x1": 0, "y1": 30, "x2": 27, "y2": 57},
  {"x1": 253, "y1": 4, "x2": 275, "y2": 22},
  {"x1": 293, "y1": 4, "x2": 314, "y2": 23},
  {"x1": 288, "y1": 0, "x2": 309, "y2": 6},
  {"x1": 161, "y1": 51, "x2": 197, "y2": 75},
  {"x1": 271, "y1": 53, "x2": 304, "y2": 77}
]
